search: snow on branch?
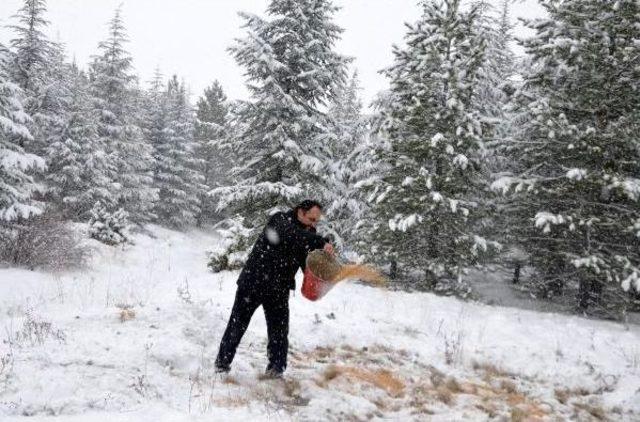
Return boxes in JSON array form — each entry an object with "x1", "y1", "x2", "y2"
[
  {"x1": 211, "y1": 182, "x2": 303, "y2": 211},
  {"x1": 490, "y1": 176, "x2": 536, "y2": 195},
  {"x1": 0, "y1": 204, "x2": 42, "y2": 221},
  {"x1": 534, "y1": 212, "x2": 568, "y2": 234},
  {"x1": 1, "y1": 150, "x2": 45, "y2": 171},
  {"x1": 565, "y1": 168, "x2": 587, "y2": 181},
  {"x1": 388, "y1": 213, "x2": 423, "y2": 232}
]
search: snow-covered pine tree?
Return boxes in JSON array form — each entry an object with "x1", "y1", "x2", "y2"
[
  {"x1": 89, "y1": 7, "x2": 156, "y2": 224},
  {"x1": 141, "y1": 67, "x2": 167, "y2": 161},
  {"x1": 473, "y1": 0, "x2": 516, "y2": 133},
  {"x1": 368, "y1": 0, "x2": 497, "y2": 290},
  {"x1": 0, "y1": 42, "x2": 44, "y2": 224},
  {"x1": 45, "y1": 61, "x2": 110, "y2": 220},
  {"x1": 9, "y1": 0, "x2": 51, "y2": 99},
  {"x1": 8, "y1": 0, "x2": 57, "y2": 160},
  {"x1": 492, "y1": 0, "x2": 640, "y2": 310},
  {"x1": 153, "y1": 75, "x2": 204, "y2": 228},
  {"x1": 193, "y1": 81, "x2": 230, "y2": 226},
  {"x1": 348, "y1": 90, "x2": 397, "y2": 264},
  {"x1": 10, "y1": 0, "x2": 51, "y2": 88},
  {"x1": 469, "y1": 0, "x2": 521, "y2": 272},
  {"x1": 88, "y1": 201, "x2": 129, "y2": 246},
  {"x1": 140, "y1": 67, "x2": 167, "y2": 223},
  {"x1": 212, "y1": 0, "x2": 349, "y2": 221},
  {"x1": 324, "y1": 71, "x2": 372, "y2": 251}
]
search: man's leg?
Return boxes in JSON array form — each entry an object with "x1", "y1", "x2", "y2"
[
  {"x1": 215, "y1": 286, "x2": 260, "y2": 371},
  {"x1": 263, "y1": 292, "x2": 290, "y2": 374}
]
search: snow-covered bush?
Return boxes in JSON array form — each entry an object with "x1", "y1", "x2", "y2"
[
  {"x1": 433, "y1": 279, "x2": 474, "y2": 301},
  {"x1": 207, "y1": 217, "x2": 254, "y2": 273},
  {"x1": 88, "y1": 202, "x2": 130, "y2": 246},
  {"x1": 0, "y1": 212, "x2": 90, "y2": 271}
]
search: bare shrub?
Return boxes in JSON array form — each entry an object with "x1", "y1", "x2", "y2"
[
  {"x1": 617, "y1": 345, "x2": 640, "y2": 372},
  {"x1": 0, "y1": 351, "x2": 14, "y2": 385},
  {"x1": 0, "y1": 212, "x2": 91, "y2": 271},
  {"x1": 130, "y1": 342, "x2": 154, "y2": 397},
  {"x1": 11, "y1": 310, "x2": 66, "y2": 346},
  {"x1": 188, "y1": 346, "x2": 221, "y2": 414},
  {"x1": 129, "y1": 373, "x2": 150, "y2": 397},
  {"x1": 177, "y1": 278, "x2": 193, "y2": 304},
  {"x1": 443, "y1": 330, "x2": 465, "y2": 366}
]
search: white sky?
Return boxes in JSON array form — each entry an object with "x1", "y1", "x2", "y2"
[{"x1": 0, "y1": 0, "x2": 545, "y2": 106}]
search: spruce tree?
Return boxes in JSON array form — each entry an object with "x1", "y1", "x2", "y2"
[
  {"x1": 89, "y1": 7, "x2": 156, "y2": 224},
  {"x1": 194, "y1": 81, "x2": 230, "y2": 225},
  {"x1": 324, "y1": 71, "x2": 371, "y2": 250},
  {"x1": 9, "y1": 0, "x2": 56, "y2": 159},
  {"x1": 141, "y1": 67, "x2": 167, "y2": 164},
  {"x1": 153, "y1": 76, "x2": 204, "y2": 228},
  {"x1": 473, "y1": 0, "x2": 515, "y2": 131},
  {"x1": 471, "y1": 0, "x2": 520, "y2": 271},
  {"x1": 493, "y1": 0, "x2": 640, "y2": 310},
  {"x1": 9, "y1": 0, "x2": 51, "y2": 97},
  {"x1": 369, "y1": 0, "x2": 497, "y2": 288},
  {"x1": 212, "y1": 0, "x2": 349, "y2": 221},
  {"x1": 45, "y1": 62, "x2": 110, "y2": 219},
  {"x1": 141, "y1": 67, "x2": 168, "y2": 209},
  {"x1": 0, "y1": 42, "x2": 44, "y2": 223}
]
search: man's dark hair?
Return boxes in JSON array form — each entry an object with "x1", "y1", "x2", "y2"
[{"x1": 293, "y1": 199, "x2": 323, "y2": 214}]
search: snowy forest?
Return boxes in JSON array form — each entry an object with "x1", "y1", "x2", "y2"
[
  {"x1": 1, "y1": 0, "x2": 640, "y2": 419},
  {"x1": 2, "y1": 0, "x2": 639, "y2": 316}
]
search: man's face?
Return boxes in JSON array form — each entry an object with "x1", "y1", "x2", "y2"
[{"x1": 297, "y1": 206, "x2": 322, "y2": 229}]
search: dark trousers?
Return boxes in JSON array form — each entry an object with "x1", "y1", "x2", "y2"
[{"x1": 215, "y1": 285, "x2": 290, "y2": 373}]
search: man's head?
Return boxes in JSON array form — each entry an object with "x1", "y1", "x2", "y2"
[{"x1": 293, "y1": 200, "x2": 323, "y2": 229}]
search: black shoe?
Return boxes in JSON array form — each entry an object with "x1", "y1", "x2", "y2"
[
  {"x1": 260, "y1": 368, "x2": 284, "y2": 379},
  {"x1": 214, "y1": 365, "x2": 230, "y2": 374}
]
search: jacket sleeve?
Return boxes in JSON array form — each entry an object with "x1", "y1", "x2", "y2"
[{"x1": 268, "y1": 213, "x2": 326, "y2": 253}]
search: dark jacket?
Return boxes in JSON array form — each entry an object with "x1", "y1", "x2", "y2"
[{"x1": 237, "y1": 210, "x2": 327, "y2": 293}]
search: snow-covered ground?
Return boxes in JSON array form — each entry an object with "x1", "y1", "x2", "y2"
[{"x1": 0, "y1": 226, "x2": 639, "y2": 421}]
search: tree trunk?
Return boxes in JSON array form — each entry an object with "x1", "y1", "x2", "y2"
[
  {"x1": 390, "y1": 260, "x2": 398, "y2": 280},
  {"x1": 578, "y1": 278, "x2": 603, "y2": 310},
  {"x1": 512, "y1": 262, "x2": 521, "y2": 284}
]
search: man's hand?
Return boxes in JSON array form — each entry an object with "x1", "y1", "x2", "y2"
[{"x1": 323, "y1": 243, "x2": 335, "y2": 256}]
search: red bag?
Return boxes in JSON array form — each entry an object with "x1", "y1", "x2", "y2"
[{"x1": 301, "y1": 267, "x2": 336, "y2": 301}]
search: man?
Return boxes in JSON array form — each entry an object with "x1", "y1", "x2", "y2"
[{"x1": 214, "y1": 200, "x2": 333, "y2": 378}]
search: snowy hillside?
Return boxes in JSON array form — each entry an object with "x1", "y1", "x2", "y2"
[{"x1": 0, "y1": 227, "x2": 638, "y2": 421}]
